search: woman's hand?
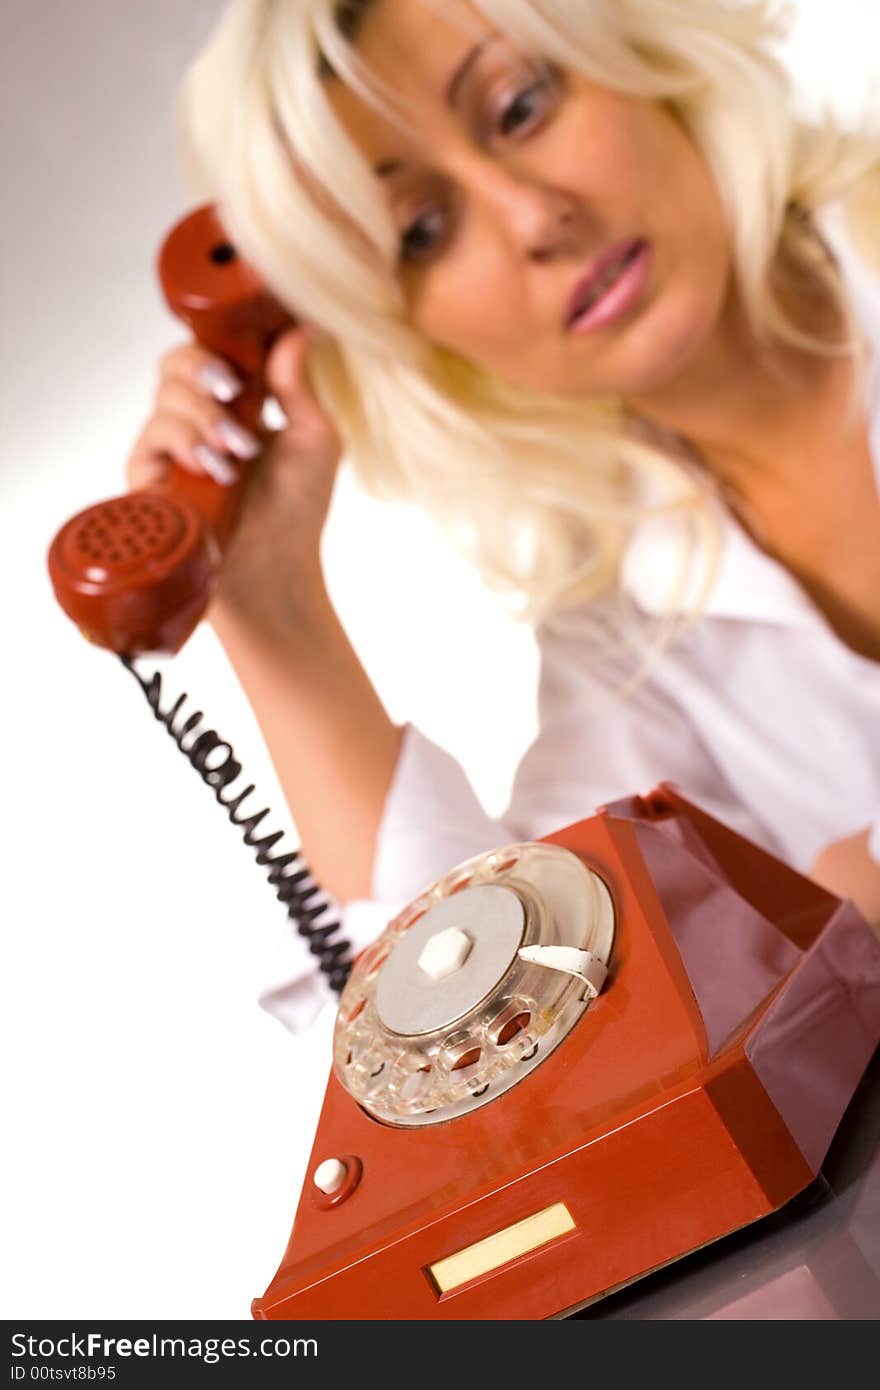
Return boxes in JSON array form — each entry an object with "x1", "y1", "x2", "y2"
[
  {"x1": 810, "y1": 827, "x2": 880, "y2": 935},
  {"x1": 125, "y1": 325, "x2": 342, "y2": 625},
  {"x1": 125, "y1": 325, "x2": 403, "y2": 904}
]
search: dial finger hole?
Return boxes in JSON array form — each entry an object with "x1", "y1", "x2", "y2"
[
  {"x1": 447, "y1": 873, "x2": 474, "y2": 897},
  {"x1": 439, "y1": 1033, "x2": 483, "y2": 1073},
  {"x1": 395, "y1": 903, "x2": 429, "y2": 935},
  {"x1": 487, "y1": 999, "x2": 533, "y2": 1048},
  {"x1": 354, "y1": 940, "x2": 392, "y2": 980},
  {"x1": 338, "y1": 993, "x2": 366, "y2": 1025}
]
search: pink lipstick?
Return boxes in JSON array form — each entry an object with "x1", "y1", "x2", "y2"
[{"x1": 566, "y1": 240, "x2": 652, "y2": 334}]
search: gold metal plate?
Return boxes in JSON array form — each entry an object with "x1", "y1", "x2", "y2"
[{"x1": 428, "y1": 1202, "x2": 576, "y2": 1294}]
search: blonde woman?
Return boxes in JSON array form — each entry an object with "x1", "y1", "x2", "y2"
[{"x1": 126, "y1": 0, "x2": 880, "y2": 1029}]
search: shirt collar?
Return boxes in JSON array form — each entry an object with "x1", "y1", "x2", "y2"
[{"x1": 620, "y1": 500, "x2": 826, "y2": 629}]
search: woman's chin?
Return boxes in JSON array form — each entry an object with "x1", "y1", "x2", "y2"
[
  {"x1": 585, "y1": 293, "x2": 725, "y2": 404},
  {"x1": 465, "y1": 289, "x2": 725, "y2": 403}
]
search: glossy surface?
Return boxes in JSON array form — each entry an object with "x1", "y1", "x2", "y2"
[
  {"x1": 580, "y1": 1047, "x2": 880, "y2": 1320},
  {"x1": 46, "y1": 205, "x2": 291, "y2": 655},
  {"x1": 253, "y1": 790, "x2": 880, "y2": 1320}
]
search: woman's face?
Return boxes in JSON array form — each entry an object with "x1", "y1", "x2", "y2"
[{"x1": 327, "y1": 0, "x2": 734, "y2": 402}]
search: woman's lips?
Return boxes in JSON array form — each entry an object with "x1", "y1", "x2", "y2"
[{"x1": 566, "y1": 240, "x2": 652, "y2": 334}]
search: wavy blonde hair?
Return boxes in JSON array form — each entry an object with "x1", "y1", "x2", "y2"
[{"x1": 178, "y1": 0, "x2": 880, "y2": 621}]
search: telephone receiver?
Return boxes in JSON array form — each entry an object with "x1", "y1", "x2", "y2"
[
  {"x1": 44, "y1": 209, "x2": 352, "y2": 989},
  {"x1": 47, "y1": 204, "x2": 293, "y2": 656}
]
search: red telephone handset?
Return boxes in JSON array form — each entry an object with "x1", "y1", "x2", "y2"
[
  {"x1": 45, "y1": 208, "x2": 351, "y2": 990},
  {"x1": 47, "y1": 204, "x2": 292, "y2": 656}
]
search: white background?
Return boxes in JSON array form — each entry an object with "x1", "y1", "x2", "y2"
[{"x1": 2, "y1": 0, "x2": 878, "y2": 1320}]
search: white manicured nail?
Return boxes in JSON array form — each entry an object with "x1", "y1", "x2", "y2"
[
  {"x1": 198, "y1": 362, "x2": 243, "y2": 403},
  {"x1": 214, "y1": 416, "x2": 260, "y2": 460},
  {"x1": 193, "y1": 443, "x2": 237, "y2": 486}
]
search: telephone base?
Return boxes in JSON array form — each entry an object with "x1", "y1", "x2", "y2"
[{"x1": 253, "y1": 789, "x2": 880, "y2": 1321}]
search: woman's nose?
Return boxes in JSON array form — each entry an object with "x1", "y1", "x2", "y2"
[{"x1": 477, "y1": 166, "x2": 582, "y2": 261}]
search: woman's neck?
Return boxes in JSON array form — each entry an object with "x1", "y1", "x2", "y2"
[
  {"x1": 624, "y1": 245, "x2": 880, "y2": 661},
  {"x1": 624, "y1": 246, "x2": 855, "y2": 506}
]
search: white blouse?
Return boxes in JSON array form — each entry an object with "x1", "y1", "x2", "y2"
[{"x1": 260, "y1": 205, "x2": 880, "y2": 1034}]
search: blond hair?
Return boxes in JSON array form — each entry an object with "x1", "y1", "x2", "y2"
[{"x1": 178, "y1": 0, "x2": 880, "y2": 622}]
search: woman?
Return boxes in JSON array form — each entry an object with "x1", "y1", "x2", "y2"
[{"x1": 127, "y1": 0, "x2": 880, "y2": 1029}]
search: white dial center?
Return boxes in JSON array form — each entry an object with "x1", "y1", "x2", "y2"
[{"x1": 417, "y1": 926, "x2": 473, "y2": 980}]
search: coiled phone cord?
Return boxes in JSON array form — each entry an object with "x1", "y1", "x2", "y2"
[{"x1": 120, "y1": 655, "x2": 353, "y2": 994}]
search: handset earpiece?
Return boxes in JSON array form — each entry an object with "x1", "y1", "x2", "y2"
[{"x1": 47, "y1": 204, "x2": 292, "y2": 656}]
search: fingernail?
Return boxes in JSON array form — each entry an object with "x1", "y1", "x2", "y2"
[
  {"x1": 198, "y1": 362, "x2": 243, "y2": 403},
  {"x1": 193, "y1": 443, "x2": 238, "y2": 486},
  {"x1": 214, "y1": 416, "x2": 260, "y2": 460}
]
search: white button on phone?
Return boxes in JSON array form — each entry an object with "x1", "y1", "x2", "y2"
[
  {"x1": 417, "y1": 926, "x2": 473, "y2": 981},
  {"x1": 314, "y1": 1158, "x2": 348, "y2": 1194}
]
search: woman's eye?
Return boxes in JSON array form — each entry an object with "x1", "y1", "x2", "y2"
[
  {"x1": 495, "y1": 72, "x2": 556, "y2": 137},
  {"x1": 399, "y1": 206, "x2": 448, "y2": 264}
]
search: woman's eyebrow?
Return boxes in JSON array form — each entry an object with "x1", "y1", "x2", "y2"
[
  {"x1": 446, "y1": 31, "x2": 500, "y2": 108},
  {"x1": 373, "y1": 32, "x2": 501, "y2": 179}
]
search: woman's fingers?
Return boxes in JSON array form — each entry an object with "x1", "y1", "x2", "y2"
[
  {"x1": 158, "y1": 341, "x2": 244, "y2": 402},
  {"x1": 125, "y1": 343, "x2": 266, "y2": 490},
  {"x1": 155, "y1": 377, "x2": 261, "y2": 460},
  {"x1": 264, "y1": 326, "x2": 343, "y2": 464},
  {"x1": 127, "y1": 412, "x2": 240, "y2": 488}
]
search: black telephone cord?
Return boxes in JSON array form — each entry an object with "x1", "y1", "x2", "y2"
[{"x1": 120, "y1": 655, "x2": 353, "y2": 993}]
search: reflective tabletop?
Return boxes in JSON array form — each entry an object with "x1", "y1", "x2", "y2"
[{"x1": 574, "y1": 1049, "x2": 880, "y2": 1320}]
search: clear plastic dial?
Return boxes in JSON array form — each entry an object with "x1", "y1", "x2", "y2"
[{"x1": 333, "y1": 842, "x2": 615, "y2": 1127}]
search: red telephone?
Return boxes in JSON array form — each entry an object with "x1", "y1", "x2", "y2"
[
  {"x1": 47, "y1": 204, "x2": 292, "y2": 656},
  {"x1": 253, "y1": 786, "x2": 880, "y2": 1320}
]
